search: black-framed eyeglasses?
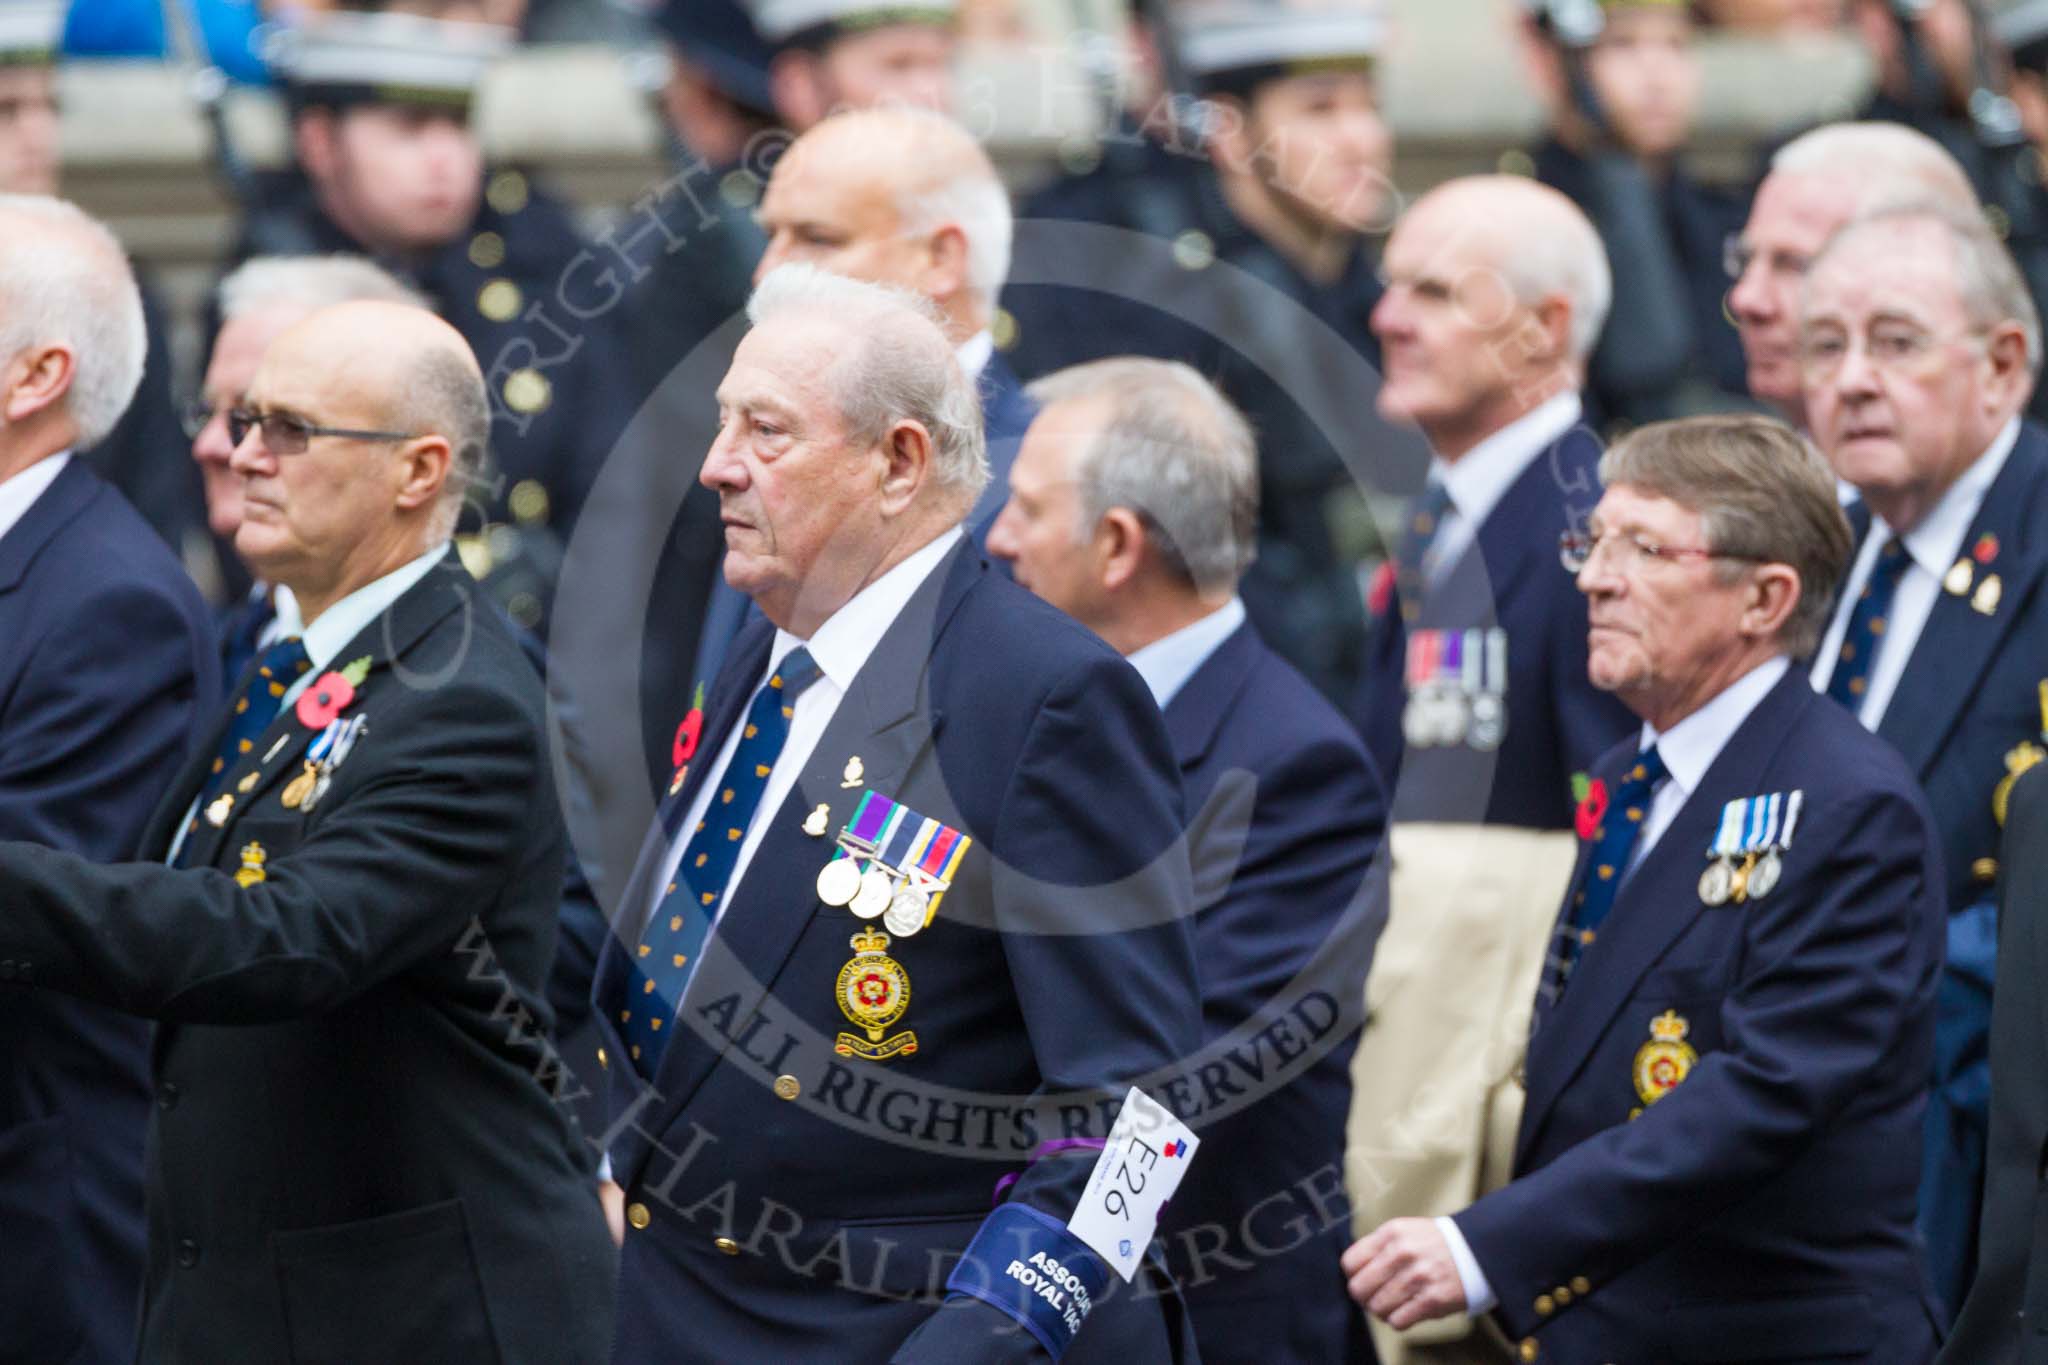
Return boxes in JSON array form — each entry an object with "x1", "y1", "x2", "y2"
[
  {"x1": 1560, "y1": 529, "x2": 1772, "y2": 574},
  {"x1": 226, "y1": 407, "x2": 418, "y2": 456}
]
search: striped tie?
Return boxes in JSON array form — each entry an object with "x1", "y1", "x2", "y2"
[{"x1": 620, "y1": 647, "x2": 823, "y2": 1076}]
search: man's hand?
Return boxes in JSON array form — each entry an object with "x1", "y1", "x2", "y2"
[
  {"x1": 1341, "y1": 1217, "x2": 1468, "y2": 1329},
  {"x1": 599, "y1": 1177, "x2": 626, "y2": 1248}
]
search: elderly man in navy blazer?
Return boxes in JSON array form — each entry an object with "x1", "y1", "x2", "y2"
[
  {"x1": 593, "y1": 265, "x2": 1203, "y2": 1363},
  {"x1": 1344, "y1": 414, "x2": 1946, "y2": 1362},
  {"x1": 1799, "y1": 202, "x2": 2048, "y2": 1315},
  {"x1": 987, "y1": 356, "x2": 1386, "y2": 1363},
  {"x1": 0, "y1": 195, "x2": 217, "y2": 1365}
]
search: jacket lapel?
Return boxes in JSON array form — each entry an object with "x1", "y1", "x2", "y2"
[
  {"x1": 0, "y1": 456, "x2": 93, "y2": 594},
  {"x1": 637, "y1": 543, "x2": 980, "y2": 1131},
  {"x1": 1516, "y1": 671, "x2": 1814, "y2": 1166},
  {"x1": 1161, "y1": 622, "x2": 1259, "y2": 770},
  {"x1": 1876, "y1": 428, "x2": 2048, "y2": 778}
]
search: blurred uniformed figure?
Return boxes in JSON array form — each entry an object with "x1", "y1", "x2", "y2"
[
  {"x1": 1, "y1": 0, "x2": 217, "y2": 591},
  {"x1": 230, "y1": 6, "x2": 640, "y2": 635},
  {"x1": 1799, "y1": 202, "x2": 2048, "y2": 1319},
  {"x1": 1727, "y1": 121, "x2": 1977, "y2": 443},
  {"x1": 743, "y1": 0, "x2": 957, "y2": 130},
  {"x1": 1342, "y1": 176, "x2": 1637, "y2": 1365},
  {"x1": 1004, "y1": 0, "x2": 1396, "y2": 704},
  {"x1": 1518, "y1": 0, "x2": 1751, "y2": 424}
]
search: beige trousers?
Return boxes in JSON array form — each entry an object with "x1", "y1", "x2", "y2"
[{"x1": 1344, "y1": 822, "x2": 1580, "y2": 1365}]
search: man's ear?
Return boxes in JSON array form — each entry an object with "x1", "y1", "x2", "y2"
[
  {"x1": 1743, "y1": 563, "x2": 1801, "y2": 641},
  {"x1": 769, "y1": 50, "x2": 828, "y2": 132},
  {"x1": 923, "y1": 223, "x2": 972, "y2": 306},
  {"x1": 1096, "y1": 506, "x2": 1148, "y2": 592},
  {"x1": 3, "y1": 343, "x2": 75, "y2": 426},
  {"x1": 295, "y1": 109, "x2": 339, "y2": 183},
  {"x1": 393, "y1": 435, "x2": 455, "y2": 515},
  {"x1": 878, "y1": 419, "x2": 935, "y2": 515}
]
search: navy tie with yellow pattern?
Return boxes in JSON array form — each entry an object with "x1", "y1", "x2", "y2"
[
  {"x1": 175, "y1": 635, "x2": 311, "y2": 867},
  {"x1": 1541, "y1": 745, "x2": 1668, "y2": 1004},
  {"x1": 1825, "y1": 536, "x2": 1911, "y2": 712},
  {"x1": 621, "y1": 647, "x2": 823, "y2": 1077}
]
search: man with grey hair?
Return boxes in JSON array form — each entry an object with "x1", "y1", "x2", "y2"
[
  {"x1": 593, "y1": 264, "x2": 1203, "y2": 1363},
  {"x1": 1800, "y1": 200, "x2": 2048, "y2": 1314},
  {"x1": 194, "y1": 254, "x2": 427, "y2": 689},
  {"x1": 1344, "y1": 172, "x2": 1637, "y2": 1365},
  {"x1": 0, "y1": 192, "x2": 218, "y2": 1365},
  {"x1": 0, "y1": 298, "x2": 616, "y2": 1362},
  {"x1": 1729, "y1": 120, "x2": 1979, "y2": 437},
  {"x1": 1347, "y1": 412, "x2": 1945, "y2": 1363},
  {"x1": 988, "y1": 356, "x2": 1386, "y2": 1364}
]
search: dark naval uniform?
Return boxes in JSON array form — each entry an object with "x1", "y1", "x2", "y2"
[{"x1": 1004, "y1": 156, "x2": 1383, "y2": 703}]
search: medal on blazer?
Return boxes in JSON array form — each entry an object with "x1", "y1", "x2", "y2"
[
  {"x1": 297, "y1": 716, "x2": 367, "y2": 814},
  {"x1": 813, "y1": 789, "x2": 973, "y2": 938},
  {"x1": 234, "y1": 841, "x2": 268, "y2": 887},
  {"x1": 834, "y1": 927, "x2": 918, "y2": 1061},
  {"x1": 205, "y1": 793, "x2": 235, "y2": 827},
  {"x1": 1699, "y1": 790, "x2": 1802, "y2": 905},
  {"x1": 1401, "y1": 628, "x2": 1507, "y2": 751},
  {"x1": 1632, "y1": 1010, "x2": 1697, "y2": 1107}
]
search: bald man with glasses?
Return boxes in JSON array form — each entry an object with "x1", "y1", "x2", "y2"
[{"x1": 1800, "y1": 202, "x2": 2048, "y2": 1316}]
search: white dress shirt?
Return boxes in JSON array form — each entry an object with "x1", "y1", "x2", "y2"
[
  {"x1": 1424, "y1": 393, "x2": 1583, "y2": 589},
  {"x1": 1436, "y1": 654, "x2": 1791, "y2": 1314},
  {"x1": 956, "y1": 329, "x2": 994, "y2": 383},
  {"x1": 1809, "y1": 417, "x2": 2018, "y2": 728},
  {"x1": 642, "y1": 526, "x2": 964, "y2": 941},
  {"x1": 1125, "y1": 597, "x2": 1247, "y2": 709},
  {"x1": 164, "y1": 542, "x2": 451, "y2": 865},
  {"x1": 0, "y1": 451, "x2": 71, "y2": 544}
]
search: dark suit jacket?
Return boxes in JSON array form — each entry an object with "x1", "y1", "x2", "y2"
[
  {"x1": 1352, "y1": 422, "x2": 1637, "y2": 829},
  {"x1": 0, "y1": 553, "x2": 614, "y2": 1365},
  {"x1": 1941, "y1": 765, "x2": 2048, "y2": 1363},
  {"x1": 0, "y1": 457, "x2": 215, "y2": 1365},
  {"x1": 969, "y1": 352, "x2": 1039, "y2": 538},
  {"x1": 1155, "y1": 621, "x2": 1386, "y2": 1364},
  {"x1": 595, "y1": 540, "x2": 1204, "y2": 1364},
  {"x1": 1456, "y1": 668, "x2": 1945, "y2": 1362}
]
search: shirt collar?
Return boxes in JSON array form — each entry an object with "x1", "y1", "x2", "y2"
[
  {"x1": 1434, "y1": 392, "x2": 1582, "y2": 525},
  {"x1": 1874, "y1": 415, "x2": 2020, "y2": 578},
  {"x1": 0, "y1": 450, "x2": 71, "y2": 545},
  {"x1": 956, "y1": 331, "x2": 994, "y2": 382},
  {"x1": 1126, "y1": 597, "x2": 1247, "y2": 708},
  {"x1": 1641, "y1": 655, "x2": 1791, "y2": 800},
  {"x1": 298, "y1": 542, "x2": 451, "y2": 674},
  {"x1": 771, "y1": 526, "x2": 964, "y2": 690}
]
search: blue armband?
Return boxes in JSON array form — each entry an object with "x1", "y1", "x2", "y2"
[{"x1": 943, "y1": 1203, "x2": 1110, "y2": 1359}]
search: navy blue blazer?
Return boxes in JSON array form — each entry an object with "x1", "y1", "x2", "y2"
[
  {"x1": 970, "y1": 351, "x2": 1039, "y2": 539},
  {"x1": 595, "y1": 541, "x2": 1204, "y2": 1364},
  {"x1": 1352, "y1": 422, "x2": 1637, "y2": 828},
  {"x1": 1155, "y1": 622, "x2": 1386, "y2": 1365},
  {"x1": 1456, "y1": 668, "x2": 1945, "y2": 1362},
  {"x1": 0, "y1": 457, "x2": 216, "y2": 1365}
]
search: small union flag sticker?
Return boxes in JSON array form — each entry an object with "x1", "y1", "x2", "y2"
[{"x1": 1162, "y1": 1140, "x2": 1187, "y2": 1158}]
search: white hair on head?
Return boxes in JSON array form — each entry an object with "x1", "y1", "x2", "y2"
[
  {"x1": 903, "y1": 170, "x2": 1013, "y2": 310},
  {"x1": 218, "y1": 254, "x2": 428, "y2": 322},
  {"x1": 0, "y1": 194, "x2": 147, "y2": 449},
  {"x1": 746, "y1": 262, "x2": 989, "y2": 502},
  {"x1": 1769, "y1": 122, "x2": 1978, "y2": 215},
  {"x1": 1496, "y1": 188, "x2": 1613, "y2": 362}
]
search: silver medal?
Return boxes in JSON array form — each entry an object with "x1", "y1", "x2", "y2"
[
  {"x1": 1747, "y1": 848, "x2": 1783, "y2": 900},
  {"x1": 815, "y1": 856, "x2": 861, "y2": 907},
  {"x1": 1698, "y1": 857, "x2": 1734, "y2": 907},
  {"x1": 883, "y1": 886, "x2": 930, "y2": 937},
  {"x1": 849, "y1": 866, "x2": 893, "y2": 919},
  {"x1": 1468, "y1": 692, "x2": 1506, "y2": 751}
]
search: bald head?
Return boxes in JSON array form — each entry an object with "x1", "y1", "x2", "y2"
[
  {"x1": 1374, "y1": 175, "x2": 1611, "y2": 457},
  {"x1": 235, "y1": 301, "x2": 486, "y2": 621},
  {"x1": 755, "y1": 107, "x2": 1010, "y2": 340}
]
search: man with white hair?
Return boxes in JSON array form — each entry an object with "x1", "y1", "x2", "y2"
[
  {"x1": 1799, "y1": 201, "x2": 2048, "y2": 1315},
  {"x1": 0, "y1": 299, "x2": 615, "y2": 1362},
  {"x1": 1729, "y1": 120, "x2": 1979, "y2": 436},
  {"x1": 0, "y1": 193, "x2": 217, "y2": 1365},
  {"x1": 987, "y1": 356, "x2": 1386, "y2": 1364},
  {"x1": 593, "y1": 264, "x2": 1203, "y2": 1363},
  {"x1": 1344, "y1": 174, "x2": 1636, "y2": 1365}
]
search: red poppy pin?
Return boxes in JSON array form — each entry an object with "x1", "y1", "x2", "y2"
[
  {"x1": 295, "y1": 656, "x2": 371, "y2": 730},
  {"x1": 1974, "y1": 533, "x2": 2000, "y2": 565},
  {"x1": 672, "y1": 682, "x2": 708, "y2": 768},
  {"x1": 1573, "y1": 775, "x2": 1609, "y2": 842},
  {"x1": 1368, "y1": 559, "x2": 1397, "y2": 619}
]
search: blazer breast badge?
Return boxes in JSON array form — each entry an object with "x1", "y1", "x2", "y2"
[{"x1": 1632, "y1": 1009, "x2": 1697, "y2": 1112}]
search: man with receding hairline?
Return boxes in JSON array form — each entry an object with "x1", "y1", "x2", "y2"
[{"x1": 0, "y1": 300, "x2": 615, "y2": 1363}]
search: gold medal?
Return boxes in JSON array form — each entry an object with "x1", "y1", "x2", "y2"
[
  {"x1": 849, "y1": 866, "x2": 893, "y2": 919},
  {"x1": 833, "y1": 927, "x2": 917, "y2": 1061},
  {"x1": 883, "y1": 886, "x2": 930, "y2": 937},
  {"x1": 1728, "y1": 851, "x2": 1758, "y2": 904},
  {"x1": 205, "y1": 793, "x2": 234, "y2": 827},
  {"x1": 1632, "y1": 1010, "x2": 1698, "y2": 1106},
  {"x1": 816, "y1": 856, "x2": 861, "y2": 907},
  {"x1": 280, "y1": 761, "x2": 319, "y2": 811}
]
